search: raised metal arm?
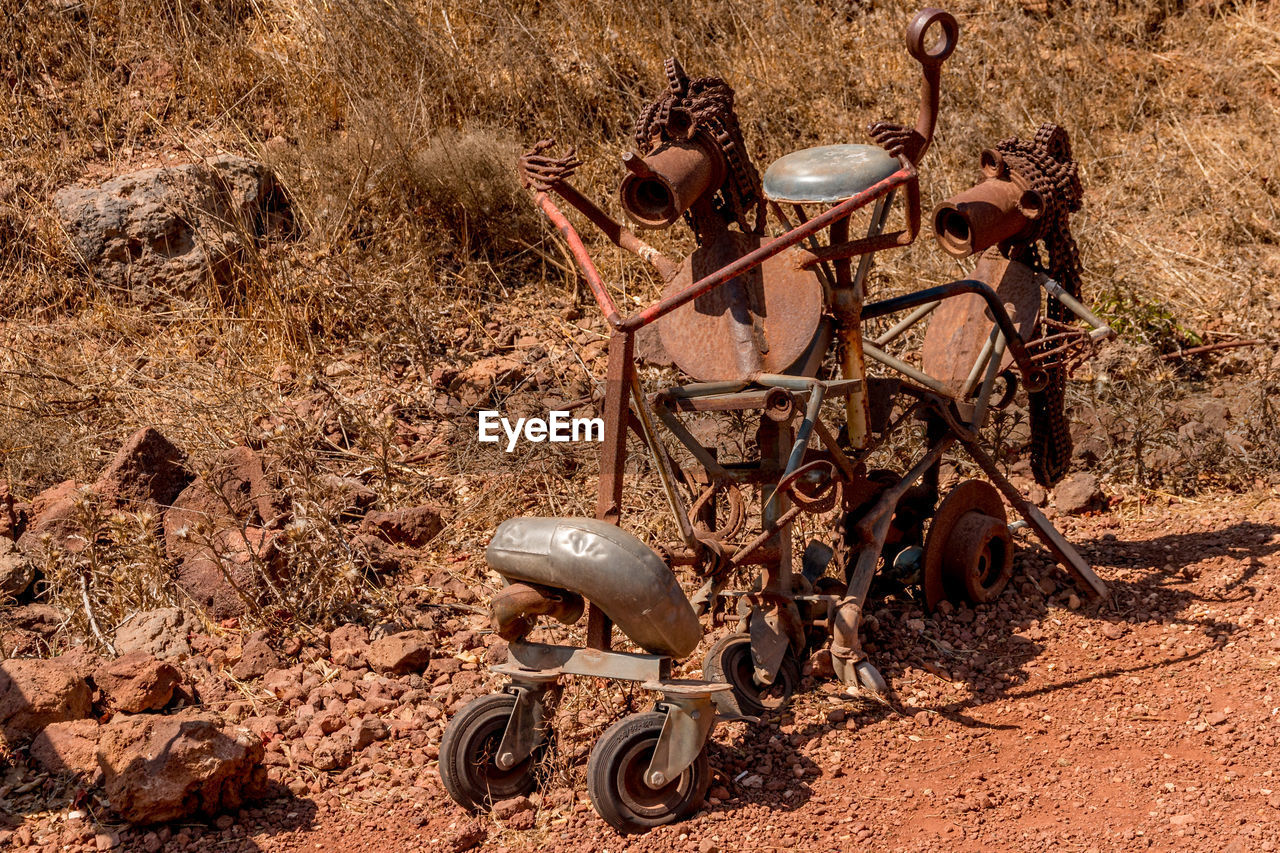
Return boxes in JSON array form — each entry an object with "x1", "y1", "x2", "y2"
[{"x1": 520, "y1": 140, "x2": 679, "y2": 281}]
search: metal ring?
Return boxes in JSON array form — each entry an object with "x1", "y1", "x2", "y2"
[{"x1": 906, "y1": 9, "x2": 959, "y2": 67}]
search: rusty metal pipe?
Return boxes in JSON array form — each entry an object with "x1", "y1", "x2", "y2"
[
  {"x1": 620, "y1": 139, "x2": 725, "y2": 229},
  {"x1": 536, "y1": 193, "x2": 621, "y2": 325},
  {"x1": 492, "y1": 582, "x2": 586, "y2": 641},
  {"x1": 933, "y1": 167, "x2": 1044, "y2": 258}
]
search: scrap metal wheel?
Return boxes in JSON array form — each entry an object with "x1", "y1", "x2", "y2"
[
  {"x1": 922, "y1": 480, "x2": 1015, "y2": 611},
  {"x1": 440, "y1": 692, "x2": 544, "y2": 811},
  {"x1": 702, "y1": 632, "x2": 800, "y2": 717},
  {"x1": 586, "y1": 711, "x2": 710, "y2": 833}
]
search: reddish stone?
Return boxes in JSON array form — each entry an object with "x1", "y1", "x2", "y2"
[
  {"x1": 360, "y1": 506, "x2": 443, "y2": 548},
  {"x1": 92, "y1": 427, "x2": 191, "y2": 511},
  {"x1": 94, "y1": 651, "x2": 181, "y2": 713},
  {"x1": 0, "y1": 658, "x2": 92, "y2": 742},
  {"x1": 29, "y1": 718, "x2": 102, "y2": 777},
  {"x1": 97, "y1": 712, "x2": 265, "y2": 824},
  {"x1": 366, "y1": 631, "x2": 433, "y2": 675}
]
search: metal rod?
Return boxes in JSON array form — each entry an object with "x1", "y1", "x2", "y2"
[
  {"x1": 784, "y1": 383, "x2": 825, "y2": 477},
  {"x1": 772, "y1": 200, "x2": 836, "y2": 294},
  {"x1": 628, "y1": 372, "x2": 697, "y2": 547},
  {"x1": 537, "y1": 193, "x2": 620, "y2": 326},
  {"x1": 960, "y1": 326, "x2": 1000, "y2": 399},
  {"x1": 653, "y1": 403, "x2": 732, "y2": 482},
  {"x1": 621, "y1": 168, "x2": 914, "y2": 331},
  {"x1": 852, "y1": 190, "x2": 896, "y2": 295},
  {"x1": 873, "y1": 298, "x2": 941, "y2": 347},
  {"x1": 971, "y1": 330, "x2": 1007, "y2": 427},
  {"x1": 1043, "y1": 277, "x2": 1113, "y2": 336},
  {"x1": 863, "y1": 280, "x2": 1045, "y2": 391},
  {"x1": 861, "y1": 341, "x2": 955, "y2": 397}
]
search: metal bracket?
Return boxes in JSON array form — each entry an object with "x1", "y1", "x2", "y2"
[
  {"x1": 644, "y1": 694, "x2": 716, "y2": 789},
  {"x1": 748, "y1": 598, "x2": 804, "y2": 685},
  {"x1": 502, "y1": 640, "x2": 672, "y2": 683},
  {"x1": 495, "y1": 680, "x2": 556, "y2": 772}
]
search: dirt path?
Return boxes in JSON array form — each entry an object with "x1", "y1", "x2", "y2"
[{"x1": 211, "y1": 492, "x2": 1280, "y2": 853}]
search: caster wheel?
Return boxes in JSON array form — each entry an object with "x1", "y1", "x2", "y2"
[
  {"x1": 703, "y1": 632, "x2": 800, "y2": 717},
  {"x1": 587, "y1": 711, "x2": 710, "y2": 833},
  {"x1": 440, "y1": 692, "x2": 545, "y2": 811}
]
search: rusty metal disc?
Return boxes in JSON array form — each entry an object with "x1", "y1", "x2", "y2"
[
  {"x1": 658, "y1": 231, "x2": 826, "y2": 382},
  {"x1": 921, "y1": 479, "x2": 1012, "y2": 611},
  {"x1": 920, "y1": 250, "x2": 1042, "y2": 397}
]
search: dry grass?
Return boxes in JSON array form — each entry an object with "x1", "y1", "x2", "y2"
[{"x1": 1, "y1": 0, "x2": 1278, "y2": 632}]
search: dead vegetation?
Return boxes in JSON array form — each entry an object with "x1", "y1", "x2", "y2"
[{"x1": 1, "y1": 0, "x2": 1278, "y2": 633}]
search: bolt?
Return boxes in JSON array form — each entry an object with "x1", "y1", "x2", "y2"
[
  {"x1": 649, "y1": 771, "x2": 666, "y2": 786},
  {"x1": 496, "y1": 752, "x2": 514, "y2": 771}
]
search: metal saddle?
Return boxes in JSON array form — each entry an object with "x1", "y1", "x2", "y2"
[
  {"x1": 486, "y1": 517, "x2": 702, "y2": 659},
  {"x1": 762, "y1": 144, "x2": 900, "y2": 204}
]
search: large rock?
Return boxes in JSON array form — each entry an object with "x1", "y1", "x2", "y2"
[
  {"x1": 0, "y1": 537, "x2": 34, "y2": 598},
  {"x1": 164, "y1": 447, "x2": 287, "y2": 618},
  {"x1": 0, "y1": 658, "x2": 92, "y2": 743},
  {"x1": 360, "y1": 505, "x2": 443, "y2": 549},
  {"x1": 29, "y1": 718, "x2": 102, "y2": 777},
  {"x1": 17, "y1": 427, "x2": 190, "y2": 557},
  {"x1": 92, "y1": 427, "x2": 191, "y2": 512},
  {"x1": 1053, "y1": 472, "x2": 1105, "y2": 516},
  {"x1": 327, "y1": 624, "x2": 369, "y2": 668},
  {"x1": 54, "y1": 155, "x2": 294, "y2": 302},
  {"x1": 230, "y1": 638, "x2": 281, "y2": 680},
  {"x1": 17, "y1": 479, "x2": 87, "y2": 555},
  {"x1": 94, "y1": 651, "x2": 182, "y2": 713},
  {"x1": 113, "y1": 608, "x2": 195, "y2": 661},
  {"x1": 96, "y1": 712, "x2": 265, "y2": 824},
  {"x1": 366, "y1": 630, "x2": 433, "y2": 674}
]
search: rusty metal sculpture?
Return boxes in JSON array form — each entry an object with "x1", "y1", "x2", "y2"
[{"x1": 441, "y1": 8, "x2": 1116, "y2": 833}]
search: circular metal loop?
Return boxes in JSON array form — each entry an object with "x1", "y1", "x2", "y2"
[
  {"x1": 991, "y1": 369, "x2": 1019, "y2": 410},
  {"x1": 980, "y1": 147, "x2": 1007, "y2": 179},
  {"x1": 1024, "y1": 366, "x2": 1050, "y2": 393},
  {"x1": 775, "y1": 459, "x2": 841, "y2": 515},
  {"x1": 791, "y1": 470, "x2": 842, "y2": 515},
  {"x1": 906, "y1": 8, "x2": 959, "y2": 67},
  {"x1": 688, "y1": 481, "x2": 745, "y2": 541},
  {"x1": 763, "y1": 387, "x2": 795, "y2": 422}
]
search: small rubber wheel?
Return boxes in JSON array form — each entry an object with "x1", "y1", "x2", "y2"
[
  {"x1": 703, "y1": 632, "x2": 800, "y2": 717},
  {"x1": 440, "y1": 692, "x2": 543, "y2": 811},
  {"x1": 586, "y1": 711, "x2": 710, "y2": 833}
]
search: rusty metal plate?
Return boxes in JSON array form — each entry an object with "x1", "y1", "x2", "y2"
[
  {"x1": 762, "y1": 144, "x2": 901, "y2": 204},
  {"x1": 658, "y1": 231, "x2": 826, "y2": 383},
  {"x1": 920, "y1": 251, "x2": 1043, "y2": 396}
]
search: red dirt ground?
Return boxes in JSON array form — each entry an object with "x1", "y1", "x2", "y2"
[{"x1": 224, "y1": 492, "x2": 1280, "y2": 853}]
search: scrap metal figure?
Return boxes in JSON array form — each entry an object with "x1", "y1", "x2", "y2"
[{"x1": 443, "y1": 7, "x2": 1115, "y2": 833}]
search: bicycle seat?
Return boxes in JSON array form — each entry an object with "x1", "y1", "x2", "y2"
[
  {"x1": 486, "y1": 517, "x2": 702, "y2": 659},
  {"x1": 762, "y1": 144, "x2": 901, "y2": 204}
]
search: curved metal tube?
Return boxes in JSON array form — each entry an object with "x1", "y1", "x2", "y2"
[
  {"x1": 486, "y1": 517, "x2": 702, "y2": 659},
  {"x1": 491, "y1": 582, "x2": 585, "y2": 642},
  {"x1": 863, "y1": 280, "x2": 1048, "y2": 391}
]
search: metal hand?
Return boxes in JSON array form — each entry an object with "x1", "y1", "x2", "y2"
[
  {"x1": 519, "y1": 139, "x2": 583, "y2": 192},
  {"x1": 868, "y1": 121, "x2": 926, "y2": 163}
]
